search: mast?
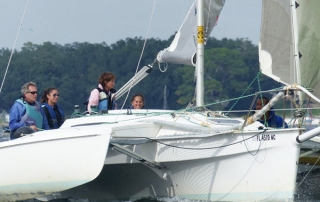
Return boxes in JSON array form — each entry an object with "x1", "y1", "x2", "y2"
[
  {"x1": 196, "y1": 0, "x2": 205, "y2": 107},
  {"x1": 290, "y1": 0, "x2": 302, "y2": 105},
  {"x1": 290, "y1": 0, "x2": 301, "y2": 84}
]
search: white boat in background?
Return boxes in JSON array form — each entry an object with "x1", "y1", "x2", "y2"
[{"x1": 2, "y1": 0, "x2": 320, "y2": 201}]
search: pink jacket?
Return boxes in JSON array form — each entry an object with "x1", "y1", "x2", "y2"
[
  {"x1": 87, "y1": 84, "x2": 103, "y2": 112},
  {"x1": 87, "y1": 84, "x2": 117, "y2": 112}
]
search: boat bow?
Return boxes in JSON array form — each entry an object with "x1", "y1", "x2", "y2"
[{"x1": 0, "y1": 125, "x2": 111, "y2": 201}]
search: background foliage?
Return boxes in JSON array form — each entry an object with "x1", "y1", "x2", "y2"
[{"x1": 0, "y1": 36, "x2": 281, "y2": 115}]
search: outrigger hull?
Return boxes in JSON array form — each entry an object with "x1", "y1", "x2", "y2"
[{"x1": 0, "y1": 125, "x2": 110, "y2": 202}]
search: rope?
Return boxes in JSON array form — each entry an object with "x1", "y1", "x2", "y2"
[
  {"x1": 143, "y1": 129, "x2": 268, "y2": 150},
  {"x1": 178, "y1": 93, "x2": 257, "y2": 113},
  {"x1": 0, "y1": 0, "x2": 30, "y2": 94},
  {"x1": 226, "y1": 71, "x2": 261, "y2": 114},
  {"x1": 242, "y1": 129, "x2": 264, "y2": 156},
  {"x1": 158, "y1": 62, "x2": 168, "y2": 72},
  {"x1": 297, "y1": 155, "x2": 320, "y2": 187},
  {"x1": 118, "y1": 0, "x2": 157, "y2": 112},
  {"x1": 181, "y1": 71, "x2": 285, "y2": 115}
]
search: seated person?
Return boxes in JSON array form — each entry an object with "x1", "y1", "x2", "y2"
[
  {"x1": 130, "y1": 93, "x2": 145, "y2": 109},
  {"x1": 255, "y1": 96, "x2": 288, "y2": 128},
  {"x1": 9, "y1": 82, "x2": 50, "y2": 139},
  {"x1": 41, "y1": 87, "x2": 65, "y2": 129}
]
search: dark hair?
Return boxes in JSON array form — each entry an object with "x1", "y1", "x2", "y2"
[
  {"x1": 99, "y1": 72, "x2": 116, "y2": 86},
  {"x1": 131, "y1": 93, "x2": 144, "y2": 103},
  {"x1": 257, "y1": 96, "x2": 269, "y2": 105},
  {"x1": 41, "y1": 87, "x2": 58, "y2": 103}
]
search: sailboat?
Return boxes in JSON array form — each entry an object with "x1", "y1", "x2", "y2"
[{"x1": 1, "y1": 0, "x2": 320, "y2": 201}]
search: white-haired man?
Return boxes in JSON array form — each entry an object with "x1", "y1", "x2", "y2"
[{"x1": 9, "y1": 81, "x2": 50, "y2": 139}]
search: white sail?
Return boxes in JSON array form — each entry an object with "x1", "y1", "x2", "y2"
[
  {"x1": 259, "y1": 0, "x2": 320, "y2": 99},
  {"x1": 259, "y1": 0, "x2": 295, "y2": 85},
  {"x1": 296, "y1": 0, "x2": 320, "y2": 99},
  {"x1": 157, "y1": 0, "x2": 225, "y2": 66}
]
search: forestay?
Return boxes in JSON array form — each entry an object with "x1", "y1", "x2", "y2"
[
  {"x1": 259, "y1": 0, "x2": 320, "y2": 100},
  {"x1": 157, "y1": 0, "x2": 225, "y2": 66}
]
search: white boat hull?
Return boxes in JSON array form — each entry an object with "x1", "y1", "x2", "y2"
[
  {"x1": 166, "y1": 130, "x2": 299, "y2": 201},
  {"x1": 0, "y1": 125, "x2": 111, "y2": 202},
  {"x1": 47, "y1": 111, "x2": 302, "y2": 201}
]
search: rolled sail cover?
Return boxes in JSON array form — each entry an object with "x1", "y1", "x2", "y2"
[{"x1": 157, "y1": 0, "x2": 225, "y2": 66}]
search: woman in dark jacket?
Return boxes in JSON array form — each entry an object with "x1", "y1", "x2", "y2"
[{"x1": 41, "y1": 87, "x2": 65, "y2": 129}]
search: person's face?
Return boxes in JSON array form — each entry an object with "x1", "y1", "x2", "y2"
[
  {"x1": 256, "y1": 99, "x2": 267, "y2": 110},
  {"x1": 132, "y1": 96, "x2": 144, "y2": 109},
  {"x1": 24, "y1": 86, "x2": 38, "y2": 103},
  {"x1": 46, "y1": 89, "x2": 59, "y2": 105},
  {"x1": 104, "y1": 79, "x2": 115, "y2": 90}
]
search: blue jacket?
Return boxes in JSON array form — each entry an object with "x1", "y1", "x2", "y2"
[
  {"x1": 9, "y1": 99, "x2": 50, "y2": 133},
  {"x1": 258, "y1": 110, "x2": 288, "y2": 128},
  {"x1": 42, "y1": 103, "x2": 65, "y2": 129}
]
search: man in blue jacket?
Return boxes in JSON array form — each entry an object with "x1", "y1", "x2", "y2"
[
  {"x1": 9, "y1": 81, "x2": 50, "y2": 139},
  {"x1": 255, "y1": 96, "x2": 288, "y2": 128}
]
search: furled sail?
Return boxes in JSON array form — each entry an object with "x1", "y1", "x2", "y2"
[
  {"x1": 259, "y1": 0, "x2": 320, "y2": 99},
  {"x1": 157, "y1": 0, "x2": 225, "y2": 66}
]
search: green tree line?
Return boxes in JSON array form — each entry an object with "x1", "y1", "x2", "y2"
[{"x1": 0, "y1": 36, "x2": 281, "y2": 115}]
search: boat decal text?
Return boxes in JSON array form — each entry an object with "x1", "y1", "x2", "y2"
[{"x1": 255, "y1": 134, "x2": 276, "y2": 141}]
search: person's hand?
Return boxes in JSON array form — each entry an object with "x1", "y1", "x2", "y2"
[{"x1": 30, "y1": 125, "x2": 38, "y2": 131}]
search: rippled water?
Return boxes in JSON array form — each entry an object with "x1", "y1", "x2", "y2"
[
  {"x1": 0, "y1": 129, "x2": 9, "y2": 142},
  {"x1": 23, "y1": 195, "x2": 320, "y2": 202},
  {"x1": 23, "y1": 197, "x2": 200, "y2": 202}
]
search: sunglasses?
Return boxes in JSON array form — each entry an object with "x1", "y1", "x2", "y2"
[
  {"x1": 28, "y1": 91, "x2": 38, "y2": 95},
  {"x1": 53, "y1": 94, "x2": 59, "y2": 97}
]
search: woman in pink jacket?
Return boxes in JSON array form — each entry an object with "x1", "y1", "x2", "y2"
[{"x1": 87, "y1": 72, "x2": 117, "y2": 112}]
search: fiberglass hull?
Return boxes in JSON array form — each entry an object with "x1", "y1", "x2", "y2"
[
  {"x1": 47, "y1": 112, "x2": 302, "y2": 201},
  {"x1": 0, "y1": 125, "x2": 110, "y2": 202}
]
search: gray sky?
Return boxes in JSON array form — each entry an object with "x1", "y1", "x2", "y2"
[{"x1": 0, "y1": 0, "x2": 262, "y2": 50}]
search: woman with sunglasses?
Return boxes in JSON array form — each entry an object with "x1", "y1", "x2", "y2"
[{"x1": 41, "y1": 87, "x2": 65, "y2": 129}]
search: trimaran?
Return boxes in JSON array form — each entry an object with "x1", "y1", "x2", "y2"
[{"x1": 1, "y1": 0, "x2": 320, "y2": 201}]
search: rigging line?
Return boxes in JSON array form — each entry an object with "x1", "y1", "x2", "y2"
[
  {"x1": 242, "y1": 129, "x2": 263, "y2": 156},
  {"x1": 297, "y1": 155, "x2": 320, "y2": 187},
  {"x1": 0, "y1": 0, "x2": 30, "y2": 95},
  {"x1": 143, "y1": 129, "x2": 268, "y2": 150},
  {"x1": 226, "y1": 71, "x2": 261, "y2": 114},
  {"x1": 118, "y1": 0, "x2": 157, "y2": 112}
]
